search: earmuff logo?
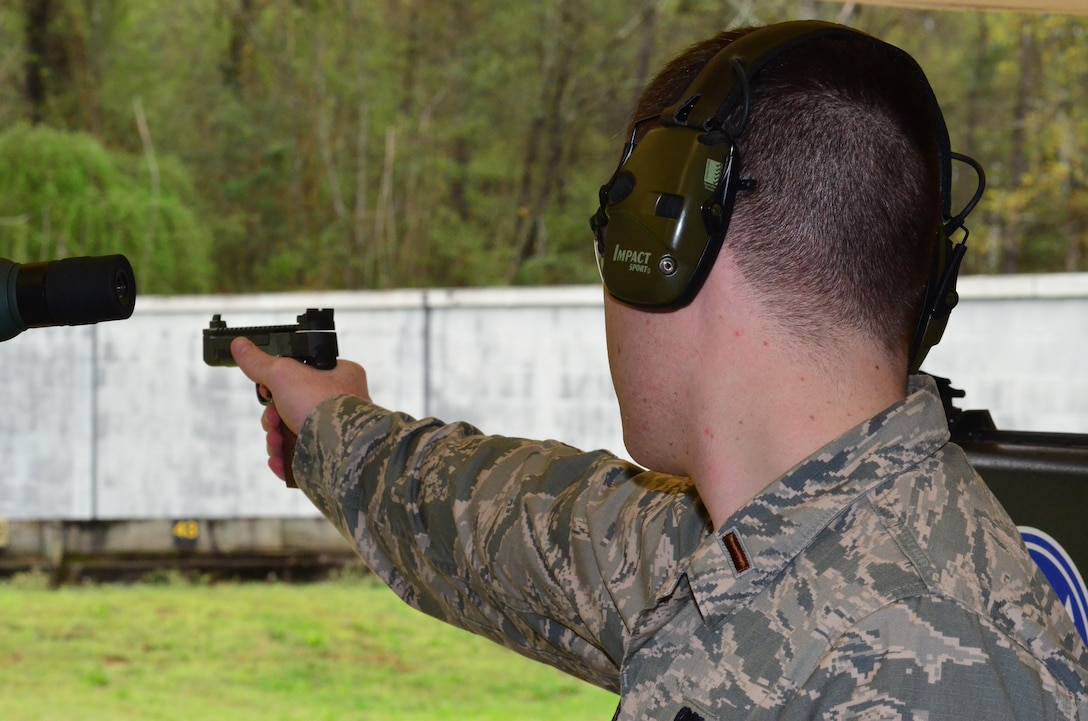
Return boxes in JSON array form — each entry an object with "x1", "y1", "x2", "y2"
[
  {"x1": 612, "y1": 246, "x2": 654, "y2": 274},
  {"x1": 1019, "y1": 526, "x2": 1088, "y2": 643}
]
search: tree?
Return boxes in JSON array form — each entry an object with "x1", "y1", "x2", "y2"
[
  {"x1": 2, "y1": 1, "x2": 1087, "y2": 293},
  {"x1": 0, "y1": 122, "x2": 214, "y2": 294}
]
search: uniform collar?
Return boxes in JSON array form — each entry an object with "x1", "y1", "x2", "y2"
[{"x1": 674, "y1": 375, "x2": 950, "y2": 629}]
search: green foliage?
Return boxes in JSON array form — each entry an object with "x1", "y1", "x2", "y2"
[
  {"x1": 1, "y1": 1, "x2": 1087, "y2": 291},
  {"x1": 0, "y1": 122, "x2": 214, "y2": 294},
  {"x1": 0, "y1": 576, "x2": 617, "y2": 720}
]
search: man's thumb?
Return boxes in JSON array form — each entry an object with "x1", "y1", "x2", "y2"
[{"x1": 231, "y1": 336, "x2": 274, "y2": 384}]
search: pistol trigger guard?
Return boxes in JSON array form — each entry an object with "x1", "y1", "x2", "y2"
[{"x1": 256, "y1": 383, "x2": 273, "y2": 406}]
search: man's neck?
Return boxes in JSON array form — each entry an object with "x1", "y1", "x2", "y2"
[{"x1": 685, "y1": 336, "x2": 907, "y2": 530}]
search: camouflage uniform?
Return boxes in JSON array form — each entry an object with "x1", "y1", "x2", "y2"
[{"x1": 293, "y1": 376, "x2": 1088, "y2": 719}]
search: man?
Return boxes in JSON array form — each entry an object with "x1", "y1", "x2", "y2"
[{"x1": 233, "y1": 21, "x2": 1088, "y2": 719}]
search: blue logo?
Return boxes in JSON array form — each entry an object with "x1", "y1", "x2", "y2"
[{"x1": 1019, "y1": 526, "x2": 1088, "y2": 644}]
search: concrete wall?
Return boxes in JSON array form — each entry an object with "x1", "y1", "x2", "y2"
[
  {"x1": 0, "y1": 287, "x2": 618, "y2": 520},
  {"x1": 923, "y1": 273, "x2": 1088, "y2": 433},
  {"x1": 1, "y1": 274, "x2": 1086, "y2": 521}
]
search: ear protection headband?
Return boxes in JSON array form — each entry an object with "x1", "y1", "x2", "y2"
[{"x1": 589, "y1": 20, "x2": 985, "y2": 372}]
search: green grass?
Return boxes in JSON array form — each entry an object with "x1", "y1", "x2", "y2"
[{"x1": 0, "y1": 571, "x2": 617, "y2": 720}]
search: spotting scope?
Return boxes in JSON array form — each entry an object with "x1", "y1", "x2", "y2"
[{"x1": 0, "y1": 254, "x2": 136, "y2": 342}]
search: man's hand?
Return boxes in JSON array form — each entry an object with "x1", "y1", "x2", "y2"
[{"x1": 231, "y1": 336, "x2": 372, "y2": 481}]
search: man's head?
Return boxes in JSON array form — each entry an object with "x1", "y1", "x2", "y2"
[{"x1": 594, "y1": 22, "x2": 954, "y2": 369}]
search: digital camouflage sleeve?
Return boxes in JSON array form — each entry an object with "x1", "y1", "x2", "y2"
[
  {"x1": 291, "y1": 394, "x2": 710, "y2": 692},
  {"x1": 291, "y1": 378, "x2": 1088, "y2": 720}
]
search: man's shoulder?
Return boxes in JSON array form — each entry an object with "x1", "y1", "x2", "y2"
[
  {"x1": 789, "y1": 594, "x2": 1088, "y2": 720},
  {"x1": 808, "y1": 449, "x2": 1088, "y2": 710},
  {"x1": 867, "y1": 442, "x2": 1047, "y2": 615}
]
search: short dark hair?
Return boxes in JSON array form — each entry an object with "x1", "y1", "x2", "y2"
[{"x1": 633, "y1": 27, "x2": 942, "y2": 359}]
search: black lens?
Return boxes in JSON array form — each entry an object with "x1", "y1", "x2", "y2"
[
  {"x1": 114, "y1": 266, "x2": 132, "y2": 307},
  {"x1": 17, "y1": 255, "x2": 137, "y2": 328}
]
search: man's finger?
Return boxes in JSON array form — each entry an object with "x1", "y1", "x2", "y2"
[{"x1": 231, "y1": 336, "x2": 275, "y2": 384}]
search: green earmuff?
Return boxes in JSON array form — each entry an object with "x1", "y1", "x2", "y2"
[{"x1": 590, "y1": 20, "x2": 985, "y2": 372}]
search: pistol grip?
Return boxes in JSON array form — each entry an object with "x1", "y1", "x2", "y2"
[{"x1": 282, "y1": 423, "x2": 299, "y2": 489}]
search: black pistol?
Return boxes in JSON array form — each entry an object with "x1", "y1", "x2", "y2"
[{"x1": 203, "y1": 308, "x2": 339, "y2": 487}]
